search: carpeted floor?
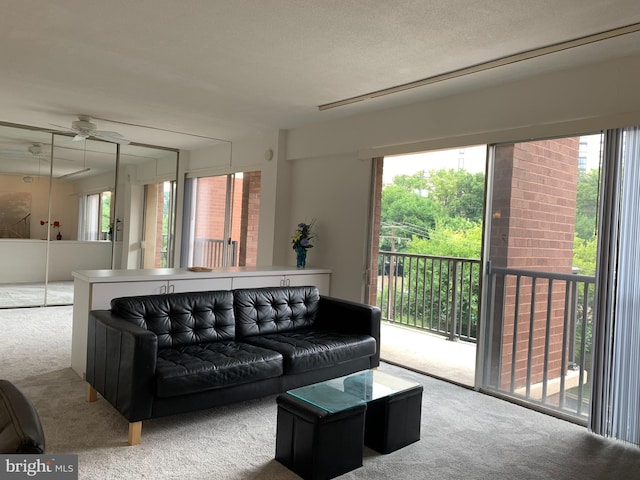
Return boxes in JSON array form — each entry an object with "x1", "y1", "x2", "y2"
[
  {"x1": 3, "y1": 306, "x2": 640, "y2": 480},
  {"x1": 0, "y1": 281, "x2": 73, "y2": 308}
]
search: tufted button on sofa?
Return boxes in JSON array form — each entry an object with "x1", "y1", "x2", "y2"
[{"x1": 86, "y1": 286, "x2": 380, "y2": 445}]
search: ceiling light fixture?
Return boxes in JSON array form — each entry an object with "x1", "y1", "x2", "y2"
[
  {"x1": 57, "y1": 139, "x2": 90, "y2": 179},
  {"x1": 57, "y1": 167, "x2": 90, "y2": 180},
  {"x1": 318, "y1": 22, "x2": 640, "y2": 111}
]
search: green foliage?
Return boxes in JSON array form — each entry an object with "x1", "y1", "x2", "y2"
[
  {"x1": 101, "y1": 192, "x2": 111, "y2": 233},
  {"x1": 575, "y1": 170, "x2": 599, "y2": 241},
  {"x1": 406, "y1": 223, "x2": 482, "y2": 259},
  {"x1": 380, "y1": 183, "x2": 440, "y2": 251},
  {"x1": 573, "y1": 235, "x2": 598, "y2": 276},
  {"x1": 380, "y1": 169, "x2": 484, "y2": 252},
  {"x1": 422, "y1": 168, "x2": 485, "y2": 222}
]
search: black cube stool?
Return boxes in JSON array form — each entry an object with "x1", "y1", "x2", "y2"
[
  {"x1": 363, "y1": 384, "x2": 423, "y2": 454},
  {"x1": 275, "y1": 393, "x2": 367, "y2": 480}
]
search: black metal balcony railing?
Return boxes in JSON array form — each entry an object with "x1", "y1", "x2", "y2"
[
  {"x1": 377, "y1": 250, "x2": 595, "y2": 421},
  {"x1": 377, "y1": 252, "x2": 481, "y2": 342},
  {"x1": 486, "y1": 265, "x2": 595, "y2": 421}
]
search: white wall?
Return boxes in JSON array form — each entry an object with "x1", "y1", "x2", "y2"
[
  {"x1": 287, "y1": 154, "x2": 373, "y2": 300},
  {"x1": 0, "y1": 240, "x2": 112, "y2": 283},
  {"x1": 0, "y1": 240, "x2": 47, "y2": 282},
  {"x1": 49, "y1": 179, "x2": 79, "y2": 240},
  {"x1": 47, "y1": 241, "x2": 113, "y2": 281}
]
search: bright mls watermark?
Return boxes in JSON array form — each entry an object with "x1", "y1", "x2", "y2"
[{"x1": 0, "y1": 455, "x2": 77, "y2": 479}]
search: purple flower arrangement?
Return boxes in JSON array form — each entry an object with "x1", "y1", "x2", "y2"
[{"x1": 292, "y1": 222, "x2": 314, "y2": 251}]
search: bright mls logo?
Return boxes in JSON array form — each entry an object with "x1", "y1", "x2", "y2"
[{"x1": 1, "y1": 455, "x2": 77, "y2": 479}]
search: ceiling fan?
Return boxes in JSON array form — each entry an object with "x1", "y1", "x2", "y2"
[
  {"x1": 0, "y1": 142, "x2": 49, "y2": 160},
  {"x1": 51, "y1": 115, "x2": 130, "y2": 145}
]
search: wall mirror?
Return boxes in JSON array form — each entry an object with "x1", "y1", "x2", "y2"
[
  {"x1": 113, "y1": 144, "x2": 179, "y2": 270},
  {"x1": 0, "y1": 122, "x2": 179, "y2": 308},
  {"x1": 0, "y1": 125, "x2": 54, "y2": 307}
]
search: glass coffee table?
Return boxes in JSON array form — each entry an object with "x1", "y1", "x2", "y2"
[{"x1": 275, "y1": 370, "x2": 423, "y2": 479}]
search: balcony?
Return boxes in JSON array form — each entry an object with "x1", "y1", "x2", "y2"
[
  {"x1": 376, "y1": 252, "x2": 594, "y2": 422},
  {"x1": 381, "y1": 322, "x2": 477, "y2": 386}
]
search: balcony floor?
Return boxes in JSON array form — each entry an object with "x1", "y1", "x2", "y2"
[{"x1": 380, "y1": 322, "x2": 477, "y2": 387}]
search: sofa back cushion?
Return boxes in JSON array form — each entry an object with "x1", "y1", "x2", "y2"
[
  {"x1": 234, "y1": 286, "x2": 319, "y2": 338},
  {"x1": 110, "y1": 290, "x2": 235, "y2": 348}
]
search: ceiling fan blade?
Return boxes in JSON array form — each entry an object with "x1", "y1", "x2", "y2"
[
  {"x1": 50, "y1": 123, "x2": 78, "y2": 133},
  {"x1": 93, "y1": 132, "x2": 130, "y2": 145},
  {"x1": 95, "y1": 130, "x2": 124, "y2": 137},
  {"x1": 51, "y1": 117, "x2": 131, "y2": 145}
]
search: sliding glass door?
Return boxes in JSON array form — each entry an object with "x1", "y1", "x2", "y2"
[
  {"x1": 482, "y1": 133, "x2": 603, "y2": 422},
  {"x1": 182, "y1": 171, "x2": 261, "y2": 269},
  {"x1": 141, "y1": 180, "x2": 176, "y2": 268}
]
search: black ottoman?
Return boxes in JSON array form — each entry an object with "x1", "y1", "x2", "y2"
[
  {"x1": 343, "y1": 373, "x2": 423, "y2": 454},
  {"x1": 0, "y1": 380, "x2": 46, "y2": 454},
  {"x1": 275, "y1": 393, "x2": 367, "y2": 480},
  {"x1": 362, "y1": 384, "x2": 423, "y2": 453}
]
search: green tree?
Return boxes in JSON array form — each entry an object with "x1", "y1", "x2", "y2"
[
  {"x1": 380, "y1": 169, "x2": 485, "y2": 252},
  {"x1": 573, "y1": 235, "x2": 598, "y2": 276},
  {"x1": 575, "y1": 169, "x2": 599, "y2": 241},
  {"x1": 101, "y1": 192, "x2": 111, "y2": 234},
  {"x1": 422, "y1": 169, "x2": 485, "y2": 223},
  {"x1": 406, "y1": 223, "x2": 482, "y2": 259},
  {"x1": 380, "y1": 183, "x2": 441, "y2": 251}
]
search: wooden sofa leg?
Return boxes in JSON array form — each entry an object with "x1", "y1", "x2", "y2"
[
  {"x1": 128, "y1": 421, "x2": 142, "y2": 445},
  {"x1": 86, "y1": 384, "x2": 98, "y2": 402}
]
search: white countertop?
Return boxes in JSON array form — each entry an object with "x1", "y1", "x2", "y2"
[{"x1": 72, "y1": 266, "x2": 332, "y2": 283}]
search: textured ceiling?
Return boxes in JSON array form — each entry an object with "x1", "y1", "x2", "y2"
[{"x1": 1, "y1": 0, "x2": 640, "y2": 150}]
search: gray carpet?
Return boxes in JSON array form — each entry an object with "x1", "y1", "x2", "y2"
[
  {"x1": 0, "y1": 281, "x2": 73, "y2": 308},
  {"x1": 2, "y1": 306, "x2": 640, "y2": 480}
]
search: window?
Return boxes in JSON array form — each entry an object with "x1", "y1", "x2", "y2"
[
  {"x1": 78, "y1": 191, "x2": 112, "y2": 241},
  {"x1": 484, "y1": 133, "x2": 602, "y2": 422},
  {"x1": 578, "y1": 140, "x2": 588, "y2": 172},
  {"x1": 181, "y1": 171, "x2": 261, "y2": 268},
  {"x1": 141, "y1": 181, "x2": 176, "y2": 268}
]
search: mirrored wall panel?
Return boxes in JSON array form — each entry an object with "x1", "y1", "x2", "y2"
[
  {"x1": 113, "y1": 144, "x2": 179, "y2": 270},
  {"x1": 0, "y1": 125, "x2": 53, "y2": 307},
  {"x1": 0, "y1": 122, "x2": 179, "y2": 308}
]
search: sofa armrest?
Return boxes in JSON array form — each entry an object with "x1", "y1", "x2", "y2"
[
  {"x1": 86, "y1": 310, "x2": 158, "y2": 422},
  {"x1": 317, "y1": 296, "x2": 381, "y2": 366}
]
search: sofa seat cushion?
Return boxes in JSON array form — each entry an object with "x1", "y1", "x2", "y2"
[
  {"x1": 155, "y1": 342, "x2": 283, "y2": 398},
  {"x1": 242, "y1": 329, "x2": 376, "y2": 375}
]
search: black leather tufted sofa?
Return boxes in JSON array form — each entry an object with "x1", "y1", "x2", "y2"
[{"x1": 86, "y1": 286, "x2": 380, "y2": 445}]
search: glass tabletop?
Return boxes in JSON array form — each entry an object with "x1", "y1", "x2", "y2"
[{"x1": 286, "y1": 369, "x2": 421, "y2": 413}]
